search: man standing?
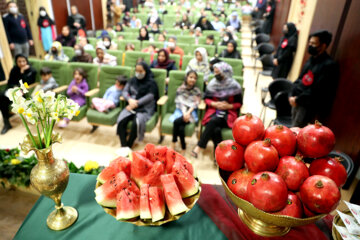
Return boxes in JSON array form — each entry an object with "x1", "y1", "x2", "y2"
[
  {"x1": 67, "y1": 6, "x2": 86, "y2": 36},
  {"x1": 289, "y1": 30, "x2": 339, "y2": 127},
  {"x1": 3, "y1": 1, "x2": 33, "y2": 57}
]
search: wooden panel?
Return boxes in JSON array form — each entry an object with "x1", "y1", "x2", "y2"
[
  {"x1": 51, "y1": 0, "x2": 68, "y2": 35},
  {"x1": 270, "y1": 0, "x2": 292, "y2": 48},
  {"x1": 93, "y1": 0, "x2": 103, "y2": 30}
]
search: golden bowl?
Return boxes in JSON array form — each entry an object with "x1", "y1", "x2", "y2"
[
  {"x1": 95, "y1": 180, "x2": 201, "y2": 226},
  {"x1": 218, "y1": 168, "x2": 325, "y2": 237}
]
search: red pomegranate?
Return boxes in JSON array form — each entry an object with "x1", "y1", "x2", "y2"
[
  {"x1": 244, "y1": 138, "x2": 279, "y2": 173},
  {"x1": 232, "y1": 113, "x2": 265, "y2": 146},
  {"x1": 274, "y1": 192, "x2": 303, "y2": 218},
  {"x1": 275, "y1": 155, "x2": 309, "y2": 191},
  {"x1": 227, "y1": 168, "x2": 255, "y2": 201},
  {"x1": 215, "y1": 140, "x2": 245, "y2": 171},
  {"x1": 247, "y1": 172, "x2": 288, "y2": 212},
  {"x1": 309, "y1": 157, "x2": 348, "y2": 188},
  {"x1": 297, "y1": 121, "x2": 335, "y2": 158},
  {"x1": 290, "y1": 127, "x2": 301, "y2": 137},
  {"x1": 300, "y1": 175, "x2": 341, "y2": 214},
  {"x1": 264, "y1": 125, "x2": 297, "y2": 157}
]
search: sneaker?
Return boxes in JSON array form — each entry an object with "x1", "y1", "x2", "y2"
[{"x1": 115, "y1": 147, "x2": 132, "y2": 157}]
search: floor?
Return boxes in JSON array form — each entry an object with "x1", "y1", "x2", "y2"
[{"x1": 0, "y1": 23, "x2": 357, "y2": 239}]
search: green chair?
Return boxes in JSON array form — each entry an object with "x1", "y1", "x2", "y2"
[
  {"x1": 163, "y1": 15, "x2": 178, "y2": 28},
  {"x1": 190, "y1": 44, "x2": 216, "y2": 58},
  {"x1": 207, "y1": 74, "x2": 244, "y2": 87},
  {"x1": 116, "y1": 32, "x2": 137, "y2": 40},
  {"x1": 150, "y1": 69, "x2": 167, "y2": 96},
  {"x1": 159, "y1": 70, "x2": 204, "y2": 142},
  {"x1": 203, "y1": 30, "x2": 221, "y2": 38},
  {"x1": 219, "y1": 58, "x2": 243, "y2": 77},
  {"x1": 107, "y1": 50, "x2": 123, "y2": 66},
  {"x1": 141, "y1": 41, "x2": 165, "y2": 50},
  {"x1": 85, "y1": 49, "x2": 96, "y2": 58},
  {"x1": 166, "y1": 29, "x2": 182, "y2": 36},
  {"x1": 135, "y1": 13, "x2": 148, "y2": 25},
  {"x1": 86, "y1": 65, "x2": 133, "y2": 128},
  {"x1": 118, "y1": 40, "x2": 141, "y2": 51},
  {"x1": 123, "y1": 51, "x2": 151, "y2": 67},
  {"x1": 87, "y1": 37, "x2": 97, "y2": 48},
  {"x1": 177, "y1": 43, "x2": 191, "y2": 55},
  {"x1": 177, "y1": 36, "x2": 195, "y2": 44},
  {"x1": 123, "y1": 27, "x2": 139, "y2": 33},
  {"x1": 41, "y1": 61, "x2": 69, "y2": 90},
  {"x1": 28, "y1": 58, "x2": 42, "y2": 85},
  {"x1": 217, "y1": 44, "x2": 242, "y2": 55},
  {"x1": 181, "y1": 55, "x2": 194, "y2": 70},
  {"x1": 62, "y1": 46, "x2": 75, "y2": 60}
]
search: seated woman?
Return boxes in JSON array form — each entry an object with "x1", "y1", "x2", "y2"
[
  {"x1": 226, "y1": 12, "x2": 241, "y2": 32},
  {"x1": 97, "y1": 35, "x2": 118, "y2": 50},
  {"x1": 194, "y1": 16, "x2": 215, "y2": 31},
  {"x1": 115, "y1": 22, "x2": 124, "y2": 32},
  {"x1": 44, "y1": 41, "x2": 69, "y2": 62},
  {"x1": 219, "y1": 31, "x2": 234, "y2": 46},
  {"x1": 0, "y1": 54, "x2": 36, "y2": 134},
  {"x1": 71, "y1": 44, "x2": 93, "y2": 63},
  {"x1": 169, "y1": 70, "x2": 201, "y2": 154},
  {"x1": 219, "y1": 40, "x2": 241, "y2": 59},
  {"x1": 78, "y1": 37, "x2": 94, "y2": 51},
  {"x1": 177, "y1": 13, "x2": 192, "y2": 30},
  {"x1": 150, "y1": 49, "x2": 177, "y2": 78},
  {"x1": 185, "y1": 47, "x2": 211, "y2": 82},
  {"x1": 56, "y1": 25, "x2": 76, "y2": 47},
  {"x1": 116, "y1": 62, "x2": 158, "y2": 154},
  {"x1": 147, "y1": 9, "x2": 162, "y2": 28},
  {"x1": 138, "y1": 27, "x2": 150, "y2": 41},
  {"x1": 93, "y1": 45, "x2": 117, "y2": 66},
  {"x1": 191, "y1": 62, "x2": 242, "y2": 159},
  {"x1": 149, "y1": 23, "x2": 161, "y2": 35}
]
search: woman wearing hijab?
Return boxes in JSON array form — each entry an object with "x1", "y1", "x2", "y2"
[
  {"x1": 116, "y1": 62, "x2": 158, "y2": 153},
  {"x1": 194, "y1": 16, "x2": 215, "y2": 31},
  {"x1": 0, "y1": 54, "x2": 36, "y2": 134},
  {"x1": 219, "y1": 32, "x2": 234, "y2": 46},
  {"x1": 93, "y1": 45, "x2": 117, "y2": 66},
  {"x1": 150, "y1": 49, "x2": 177, "y2": 76},
  {"x1": 55, "y1": 25, "x2": 76, "y2": 47},
  {"x1": 37, "y1": 7, "x2": 56, "y2": 52},
  {"x1": 44, "y1": 41, "x2": 69, "y2": 62},
  {"x1": 262, "y1": 0, "x2": 276, "y2": 34},
  {"x1": 137, "y1": 27, "x2": 150, "y2": 41},
  {"x1": 226, "y1": 12, "x2": 241, "y2": 32},
  {"x1": 67, "y1": 5, "x2": 86, "y2": 36},
  {"x1": 146, "y1": 9, "x2": 162, "y2": 27},
  {"x1": 219, "y1": 40, "x2": 241, "y2": 59},
  {"x1": 98, "y1": 35, "x2": 118, "y2": 50},
  {"x1": 71, "y1": 44, "x2": 93, "y2": 63},
  {"x1": 191, "y1": 62, "x2": 242, "y2": 159},
  {"x1": 272, "y1": 23, "x2": 298, "y2": 79},
  {"x1": 186, "y1": 47, "x2": 211, "y2": 82}
]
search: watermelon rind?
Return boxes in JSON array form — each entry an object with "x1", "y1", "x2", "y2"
[
  {"x1": 95, "y1": 187, "x2": 117, "y2": 208},
  {"x1": 149, "y1": 187, "x2": 165, "y2": 222},
  {"x1": 140, "y1": 184, "x2": 152, "y2": 219},
  {"x1": 116, "y1": 189, "x2": 140, "y2": 220}
]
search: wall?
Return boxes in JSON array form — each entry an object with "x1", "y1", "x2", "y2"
[{"x1": 270, "y1": 0, "x2": 292, "y2": 48}]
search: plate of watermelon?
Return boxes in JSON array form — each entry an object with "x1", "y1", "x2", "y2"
[{"x1": 94, "y1": 144, "x2": 201, "y2": 226}]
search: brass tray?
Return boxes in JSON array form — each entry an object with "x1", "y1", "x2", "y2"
[{"x1": 95, "y1": 180, "x2": 201, "y2": 226}]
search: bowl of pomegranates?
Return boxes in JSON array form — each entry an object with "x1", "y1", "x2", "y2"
[{"x1": 216, "y1": 114, "x2": 346, "y2": 237}]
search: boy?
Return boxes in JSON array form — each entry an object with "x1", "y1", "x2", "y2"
[{"x1": 31, "y1": 67, "x2": 58, "y2": 96}]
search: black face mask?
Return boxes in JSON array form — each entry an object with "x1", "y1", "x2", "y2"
[
  {"x1": 215, "y1": 74, "x2": 223, "y2": 81},
  {"x1": 308, "y1": 45, "x2": 318, "y2": 56},
  {"x1": 51, "y1": 49, "x2": 58, "y2": 55}
]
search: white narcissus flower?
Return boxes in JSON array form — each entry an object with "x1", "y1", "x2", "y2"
[{"x1": 19, "y1": 80, "x2": 29, "y2": 94}]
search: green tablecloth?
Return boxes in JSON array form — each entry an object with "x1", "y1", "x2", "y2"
[{"x1": 14, "y1": 173, "x2": 227, "y2": 240}]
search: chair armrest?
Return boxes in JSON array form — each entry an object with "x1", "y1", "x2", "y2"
[
  {"x1": 198, "y1": 100, "x2": 206, "y2": 110},
  {"x1": 85, "y1": 88, "x2": 99, "y2": 97},
  {"x1": 0, "y1": 80, "x2": 8, "y2": 86},
  {"x1": 28, "y1": 82, "x2": 39, "y2": 89},
  {"x1": 52, "y1": 85, "x2": 68, "y2": 94},
  {"x1": 157, "y1": 95, "x2": 168, "y2": 106}
]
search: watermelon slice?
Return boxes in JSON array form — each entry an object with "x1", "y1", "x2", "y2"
[
  {"x1": 135, "y1": 150, "x2": 147, "y2": 158},
  {"x1": 172, "y1": 159, "x2": 199, "y2": 198},
  {"x1": 97, "y1": 165, "x2": 119, "y2": 184},
  {"x1": 140, "y1": 184, "x2": 152, "y2": 219},
  {"x1": 165, "y1": 148, "x2": 195, "y2": 176},
  {"x1": 131, "y1": 152, "x2": 154, "y2": 186},
  {"x1": 151, "y1": 146, "x2": 167, "y2": 163},
  {"x1": 161, "y1": 174, "x2": 188, "y2": 216},
  {"x1": 149, "y1": 186, "x2": 165, "y2": 222},
  {"x1": 95, "y1": 171, "x2": 127, "y2": 207},
  {"x1": 109, "y1": 156, "x2": 131, "y2": 177},
  {"x1": 142, "y1": 161, "x2": 165, "y2": 187},
  {"x1": 116, "y1": 189, "x2": 140, "y2": 220},
  {"x1": 144, "y1": 143, "x2": 156, "y2": 160}
]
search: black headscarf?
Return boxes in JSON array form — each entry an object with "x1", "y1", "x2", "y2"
[
  {"x1": 195, "y1": 16, "x2": 215, "y2": 31},
  {"x1": 132, "y1": 62, "x2": 158, "y2": 101},
  {"x1": 8, "y1": 54, "x2": 36, "y2": 89},
  {"x1": 220, "y1": 32, "x2": 234, "y2": 46},
  {"x1": 138, "y1": 27, "x2": 150, "y2": 41},
  {"x1": 37, "y1": 7, "x2": 55, "y2": 27},
  {"x1": 222, "y1": 40, "x2": 241, "y2": 59},
  {"x1": 281, "y1": 22, "x2": 298, "y2": 49}
]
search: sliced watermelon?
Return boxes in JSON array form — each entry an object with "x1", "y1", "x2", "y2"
[
  {"x1": 142, "y1": 161, "x2": 165, "y2": 187},
  {"x1": 116, "y1": 189, "x2": 140, "y2": 220},
  {"x1": 165, "y1": 148, "x2": 194, "y2": 176},
  {"x1": 97, "y1": 165, "x2": 119, "y2": 184},
  {"x1": 149, "y1": 186, "x2": 165, "y2": 222},
  {"x1": 131, "y1": 152, "x2": 154, "y2": 186},
  {"x1": 172, "y1": 159, "x2": 199, "y2": 198},
  {"x1": 177, "y1": 155, "x2": 195, "y2": 177},
  {"x1": 135, "y1": 150, "x2": 147, "y2": 158},
  {"x1": 140, "y1": 184, "x2": 152, "y2": 219},
  {"x1": 161, "y1": 174, "x2": 188, "y2": 215},
  {"x1": 109, "y1": 156, "x2": 131, "y2": 177},
  {"x1": 144, "y1": 143, "x2": 156, "y2": 160},
  {"x1": 151, "y1": 146, "x2": 167, "y2": 164}
]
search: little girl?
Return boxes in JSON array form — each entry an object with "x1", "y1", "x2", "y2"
[
  {"x1": 92, "y1": 75, "x2": 127, "y2": 113},
  {"x1": 169, "y1": 70, "x2": 201, "y2": 153},
  {"x1": 58, "y1": 68, "x2": 89, "y2": 128}
]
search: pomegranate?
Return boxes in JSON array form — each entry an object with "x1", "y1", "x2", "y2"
[
  {"x1": 300, "y1": 175, "x2": 341, "y2": 214},
  {"x1": 232, "y1": 113, "x2": 265, "y2": 146},
  {"x1": 215, "y1": 140, "x2": 245, "y2": 171},
  {"x1": 309, "y1": 157, "x2": 348, "y2": 188},
  {"x1": 247, "y1": 172, "x2": 288, "y2": 212},
  {"x1": 297, "y1": 121, "x2": 335, "y2": 158},
  {"x1": 290, "y1": 127, "x2": 301, "y2": 137},
  {"x1": 303, "y1": 202, "x2": 317, "y2": 217},
  {"x1": 227, "y1": 168, "x2": 255, "y2": 201},
  {"x1": 244, "y1": 138, "x2": 279, "y2": 173},
  {"x1": 274, "y1": 192, "x2": 303, "y2": 218},
  {"x1": 275, "y1": 155, "x2": 309, "y2": 191},
  {"x1": 264, "y1": 125, "x2": 297, "y2": 157}
]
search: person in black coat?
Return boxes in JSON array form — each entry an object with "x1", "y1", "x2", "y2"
[
  {"x1": 67, "y1": 6, "x2": 86, "y2": 36},
  {"x1": 219, "y1": 40, "x2": 241, "y2": 59},
  {"x1": 0, "y1": 54, "x2": 37, "y2": 134},
  {"x1": 262, "y1": 0, "x2": 276, "y2": 34},
  {"x1": 194, "y1": 16, "x2": 215, "y2": 31},
  {"x1": 289, "y1": 30, "x2": 339, "y2": 127},
  {"x1": 55, "y1": 25, "x2": 76, "y2": 47},
  {"x1": 272, "y1": 22, "x2": 298, "y2": 79}
]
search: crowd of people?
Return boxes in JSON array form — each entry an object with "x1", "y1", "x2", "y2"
[{"x1": 0, "y1": 0, "x2": 339, "y2": 160}]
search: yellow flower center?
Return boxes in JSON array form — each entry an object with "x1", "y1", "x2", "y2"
[
  {"x1": 35, "y1": 91, "x2": 40, "y2": 96},
  {"x1": 37, "y1": 97, "x2": 43, "y2": 103},
  {"x1": 18, "y1": 107, "x2": 25, "y2": 114},
  {"x1": 27, "y1": 113, "x2": 32, "y2": 117},
  {"x1": 75, "y1": 110, "x2": 80, "y2": 116},
  {"x1": 24, "y1": 82, "x2": 29, "y2": 89},
  {"x1": 11, "y1": 159, "x2": 21, "y2": 165}
]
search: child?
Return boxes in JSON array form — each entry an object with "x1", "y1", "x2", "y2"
[
  {"x1": 58, "y1": 68, "x2": 89, "y2": 128},
  {"x1": 31, "y1": 67, "x2": 58, "y2": 96},
  {"x1": 92, "y1": 75, "x2": 127, "y2": 112},
  {"x1": 169, "y1": 70, "x2": 201, "y2": 153}
]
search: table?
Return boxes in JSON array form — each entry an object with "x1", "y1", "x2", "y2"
[{"x1": 14, "y1": 173, "x2": 333, "y2": 240}]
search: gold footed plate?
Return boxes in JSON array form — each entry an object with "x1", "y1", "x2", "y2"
[
  {"x1": 47, "y1": 205, "x2": 78, "y2": 231},
  {"x1": 218, "y1": 168, "x2": 325, "y2": 237},
  {"x1": 95, "y1": 180, "x2": 201, "y2": 226}
]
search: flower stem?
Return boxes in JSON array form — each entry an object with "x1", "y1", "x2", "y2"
[
  {"x1": 36, "y1": 123, "x2": 43, "y2": 149},
  {"x1": 19, "y1": 114, "x2": 39, "y2": 149},
  {"x1": 45, "y1": 119, "x2": 56, "y2": 147}
]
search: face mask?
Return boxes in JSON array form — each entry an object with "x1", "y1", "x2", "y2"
[
  {"x1": 75, "y1": 49, "x2": 82, "y2": 56},
  {"x1": 135, "y1": 72, "x2": 145, "y2": 80},
  {"x1": 167, "y1": 42, "x2": 175, "y2": 48},
  {"x1": 308, "y1": 45, "x2": 319, "y2": 56},
  {"x1": 9, "y1": 7, "x2": 18, "y2": 14},
  {"x1": 223, "y1": 36, "x2": 229, "y2": 42},
  {"x1": 40, "y1": 10, "x2": 46, "y2": 17},
  {"x1": 51, "y1": 49, "x2": 58, "y2": 55},
  {"x1": 103, "y1": 41, "x2": 110, "y2": 47},
  {"x1": 215, "y1": 74, "x2": 223, "y2": 81}
]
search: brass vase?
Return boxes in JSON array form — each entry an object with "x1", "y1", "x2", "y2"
[{"x1": 21, "y1": 134, "x2": 78, "y2": 231}]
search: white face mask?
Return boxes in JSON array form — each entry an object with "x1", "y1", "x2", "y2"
[
  {"x1": 103, "y1": 41, "x2": 110, "y2": 47},
  {"x1": 223, "y1": 36, "x2": 229, "y2": 42},
  {"x1": 135, "y1": 72, "x2": 145, "y2": 80},
  {"x1": 167, "y1": 42, "x2": 175, "y2": 48},
  {"x1": 39, "y1": 10, "x2": 46, "y2": 17},
  {"x1": 74, "y1": 49, "x2": 82, "y2": 56},
  {"x1": 9, "y1": 7, "x2": 18, "y2": 15}
]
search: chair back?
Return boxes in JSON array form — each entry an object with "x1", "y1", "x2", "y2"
[
  {"x1": 255, "y1": 33, "x2": 270, "y2": 45},
  {"x1": 98, "y1": 66, "x2": 133, "y2": 97},
  {"x1": 259, "y1": 54, "x2": 274, "y2": 71},
  {"x1": 150, "y1": 68, "x2": 167, "y2": 97},
  {"x1": 62, "y1": 46, "x2": 75, "y2": 60},
  {"x1": 28, "y1": 58, "x2": 42, "y2": 83},
  {"x1": 123, "y1": 51, "x2": 151, "y2": 67},
  {"x1": 257, "y1": 42, "x2": 275, "y2": 56},
  {"x1": 118, "y1": 40, "x2": 141, "y2": 51},
  {"x1": 274, "y1": 91, "x2": 292, "y2": 118},
  {"x1": 219, "y1": 58, "x2": 243, "y2": 77},
  {"x1": 41, "y1": 61, "x2": 69, "y2": 87},
  {"x1": 268, "y1": 79, "x2": 293, "y2": 100},
  {"x1": 67, "y1": 62, "x2": 99, "y2": 91}
]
